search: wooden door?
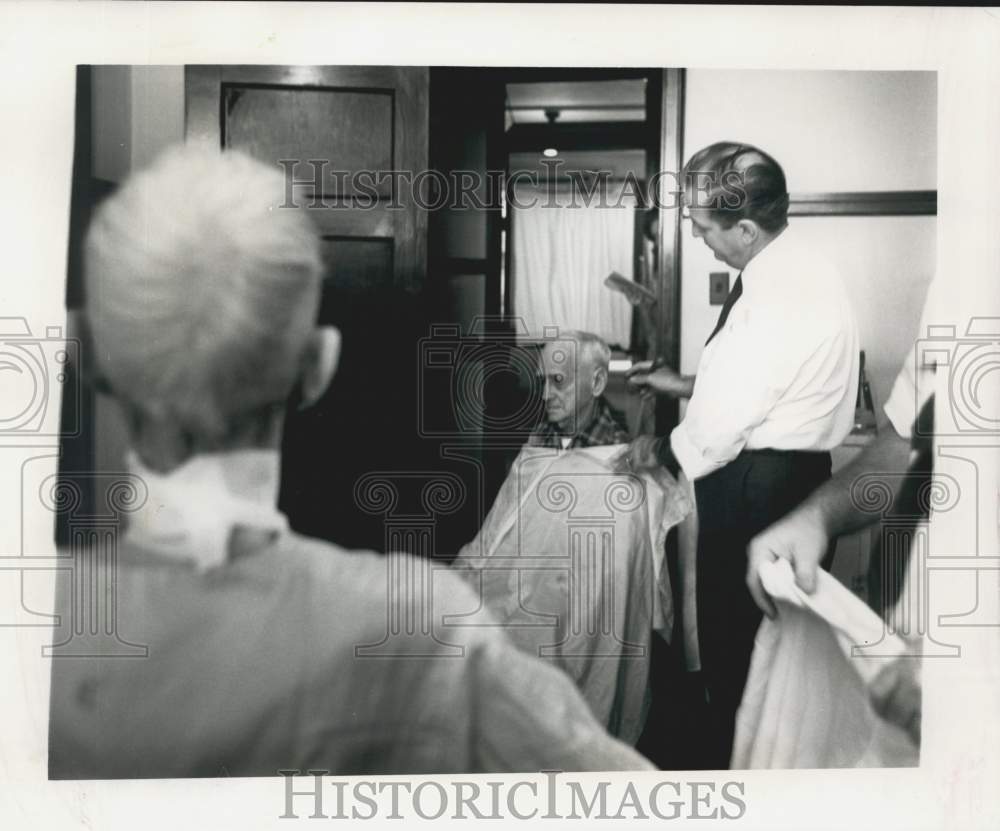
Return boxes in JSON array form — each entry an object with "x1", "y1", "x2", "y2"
[
  {"x1": 186, "y1": 65, "x2": 427, "y2": 294},
  {"x1": 185, "y1": 66, "x2": 432, "y2": 551}
]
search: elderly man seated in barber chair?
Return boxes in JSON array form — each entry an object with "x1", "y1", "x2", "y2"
[
  {"x1": 526, "y1": 331, "x2": 631, "y2": 450},
  {"x1": 453, "y1": 331, "x2": 689, "y2": 746},
  {"x1": 47, "y1": 146, "x2": 654, "y2": 778}
]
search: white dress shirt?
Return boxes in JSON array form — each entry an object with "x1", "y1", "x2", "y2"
[
  {"x1": 883, "y1": 278, "x2": 943, "y2": 439},
  {"x1": 671, "y1": 226, "x2": 860, "y2": 481}
]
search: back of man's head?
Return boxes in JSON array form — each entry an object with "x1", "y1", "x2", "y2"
[
  {"x1": 84, "y1": 146, "x2": 324, "y2": 447},
  {"x1": 683, "y1": 141, "x2": 789, "y2": 233}
]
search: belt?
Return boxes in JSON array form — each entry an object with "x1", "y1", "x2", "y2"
[{"x1": 739, "y1": 447, "x2": 832, "y2": 459}]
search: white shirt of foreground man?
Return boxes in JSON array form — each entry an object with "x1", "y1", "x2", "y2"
[
  {"x1": 747, "y1": 278, "x2": 1000, "y2": 776},
  {"x1": 670, "y1": 224, "x2": 859, "y2": 479},
  {"x1": 47, "y1": 145, "x2": 652, "y2": 777},
  {"x1": 735, "y1": 276, "x2": 931, "y2": 769}
]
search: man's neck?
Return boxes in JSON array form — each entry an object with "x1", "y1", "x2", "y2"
[
  {"x1": 741, "y1": 223, "x2": 787, "y2": 270},
  {"x1": 559, "y1": 397, "x2": 599, "y2": 436},
  {"x1": 129, "y1": 409, "x2": 284, "y2": 474}
]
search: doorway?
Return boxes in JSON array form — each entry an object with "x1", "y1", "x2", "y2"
[{"x1": 427, "y1": 67, "x2": 684, "y2": 511}]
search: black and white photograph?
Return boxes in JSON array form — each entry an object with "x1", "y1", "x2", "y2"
[{"x1": 1, "y1": 4, "x2": 999, "y2": 830}]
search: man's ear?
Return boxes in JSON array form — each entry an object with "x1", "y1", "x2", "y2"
[
  {"x1": 737, "y1": 219, "x2": 760, "y2": 245},
  {"x1": 299, "y1": 326, "x2": 341, "y2": 409},
  {"x1": 592, "y1": 365, "x2": 608, "y2": 398}
]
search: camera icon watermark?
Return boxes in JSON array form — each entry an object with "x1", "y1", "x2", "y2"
[
  {"x1": 417, "y1": 318, "x2": 580, "y2": 442},
  {"x1": 0, "y1": 317, "x2": 80, "y2": 439},
  {"x1": 915, "y1": 317, "x2": 1000, "y2": 436}
]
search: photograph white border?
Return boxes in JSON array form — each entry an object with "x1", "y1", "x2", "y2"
[{"x1": 1, "y1": 3, "x2": 998, "y2": 829}]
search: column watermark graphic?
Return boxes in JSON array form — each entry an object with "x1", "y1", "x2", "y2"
[
  {"x1": 353, "y1": 471, "x2": 467, "y2": 657},
  {"x1": 0, "y1": 318, "x2": 147, "y2": 656},
  {"x1": 41, "y1": 471, "x2": 148, "y2": 658},
  {"x1": 850, "y1": 470, "x2": 963, "y2": 657},
  {"x1": 846, "y1": 312, "x2": 1000, "y2": 660},
  {"x1": 534, "y1": 472, "x2": 648, "y2": 658}
]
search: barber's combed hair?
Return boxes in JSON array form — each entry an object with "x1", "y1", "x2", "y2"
[
  {"x1": 561, "y1": 330, "x2": 611, "y2": 374},
  {"x1": 683, "y1": 141, "x2": 789, "y2": 233},
  {"x1": 84, "y1": 145, "x2": 324, "y2": 443}
]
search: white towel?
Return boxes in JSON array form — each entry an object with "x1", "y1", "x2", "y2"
[{"x1": 732, "y1": 558, "x2": 920, "y2": 768}]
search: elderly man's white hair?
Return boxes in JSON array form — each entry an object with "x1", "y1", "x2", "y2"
[
  {"x1": 559, "y1": 330, "x2": 612, "y2": 373},
  {"x1": 85, "y1": 145, "x2": 324, "y2": 447}
]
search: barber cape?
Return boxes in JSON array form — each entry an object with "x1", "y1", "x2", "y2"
[
  {"x1": 732, "y1": 558, "x2": 919, "y2": 768},
  {"x1": 451, "y1": 445, "x2": 692, "y2": 744},
  {"x1": 48, "y1": 448, "x2": 653, "y2": 777}
]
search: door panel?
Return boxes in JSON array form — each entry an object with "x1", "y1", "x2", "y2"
[
  {"x1": 319, "y1": 237, "x2": 395, "y2": 294},
  {"x1": 185, "y1": 65, "x2": 427, "y2": 294},
  {"x1": 185, "y1": 66, "x2": 431, "y2": 552},
  {"x1": 224, "y1": 86, "x2": 395, "y2": 198}
]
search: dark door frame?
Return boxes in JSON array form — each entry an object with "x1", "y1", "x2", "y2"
[{"x1": 654, "y1": 68, "x2": 685, "y2": 437}]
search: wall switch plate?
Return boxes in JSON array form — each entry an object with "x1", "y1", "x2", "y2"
[{"x1": 709, "y1": 272, "x2": 730, "y2": 305}]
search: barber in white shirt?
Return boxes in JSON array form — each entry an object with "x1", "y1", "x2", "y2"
[{"x1": 621, "y1": 142, "x2": 860, "y2": 767}]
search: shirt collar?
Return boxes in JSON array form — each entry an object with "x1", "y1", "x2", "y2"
[
  {"x1": 123, "y1": 448, "x2": 288, "y2": 571},
  {"x1": 740, "y1": 224, "x2": 791, "y2": 297},
  {"x1": 571, "y1": 398, "x2": 602, "y2": 437}
]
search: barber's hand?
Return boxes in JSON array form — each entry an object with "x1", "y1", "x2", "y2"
[
  {"x1": 870, "y1": 657, "x2": 921, "y2": 745},
  {"x1": 626, "y1": 361, "x2": 689, "y2": 398},
  {"x1": 746, "y1": 504, "x2": 830, "y2": 619},
  {"x1": 613, "y1": 435, "x2": 661, "y2": 476}
]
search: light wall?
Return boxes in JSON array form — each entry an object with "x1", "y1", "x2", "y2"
[
  {"x1": 684, "y1": 70, "x2": 936, "y2": 193},
  {"x1": 681, "y1": 214, "x2": 936, "y2": 412},
  {"x1": 680, "y1": 69, "x2": 937, "y2": 414},
  {"x1": 90, "y1": 66, "x2": 185, "y2": 475},
  {"x1": 91, "y1": 65, "x2": 185, "y2": 183}
]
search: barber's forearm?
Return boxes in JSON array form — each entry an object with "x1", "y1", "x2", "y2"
[
  {"x1": 676, "y1": 375, "x2": 696, "y2": 399},
  {"x1": 654, "y1": 436, "x2": 681, "y2": 478},
  {"x1": 800, "y1": 427, "x2": 914, "y2": 539}
]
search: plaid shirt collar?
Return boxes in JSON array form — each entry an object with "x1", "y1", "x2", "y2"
[{"x1": 528, "y1": 396, "x2": 630, "y2": 449}]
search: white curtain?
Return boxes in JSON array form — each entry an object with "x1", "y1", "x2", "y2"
[{"x1": 511, "y1": 183, "x2": 636, "y2": 348}]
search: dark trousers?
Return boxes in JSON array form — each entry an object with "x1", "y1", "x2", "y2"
[{"x1": 695, "y1": 448, "x2": 834, "y2": 769}]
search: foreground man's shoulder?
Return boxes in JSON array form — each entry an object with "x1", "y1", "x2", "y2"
[{"x1": 281, "y1": 532, "x2": 485, "y2": 612}]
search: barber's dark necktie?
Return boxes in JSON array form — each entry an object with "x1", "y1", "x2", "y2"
[{"x1": 705, "y1": 272, "x2": 743, "y2": 345}]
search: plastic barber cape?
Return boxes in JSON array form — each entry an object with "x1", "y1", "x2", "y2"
[{"x1": 451, "y1": 445, "x2": 692, "y2": 745}]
